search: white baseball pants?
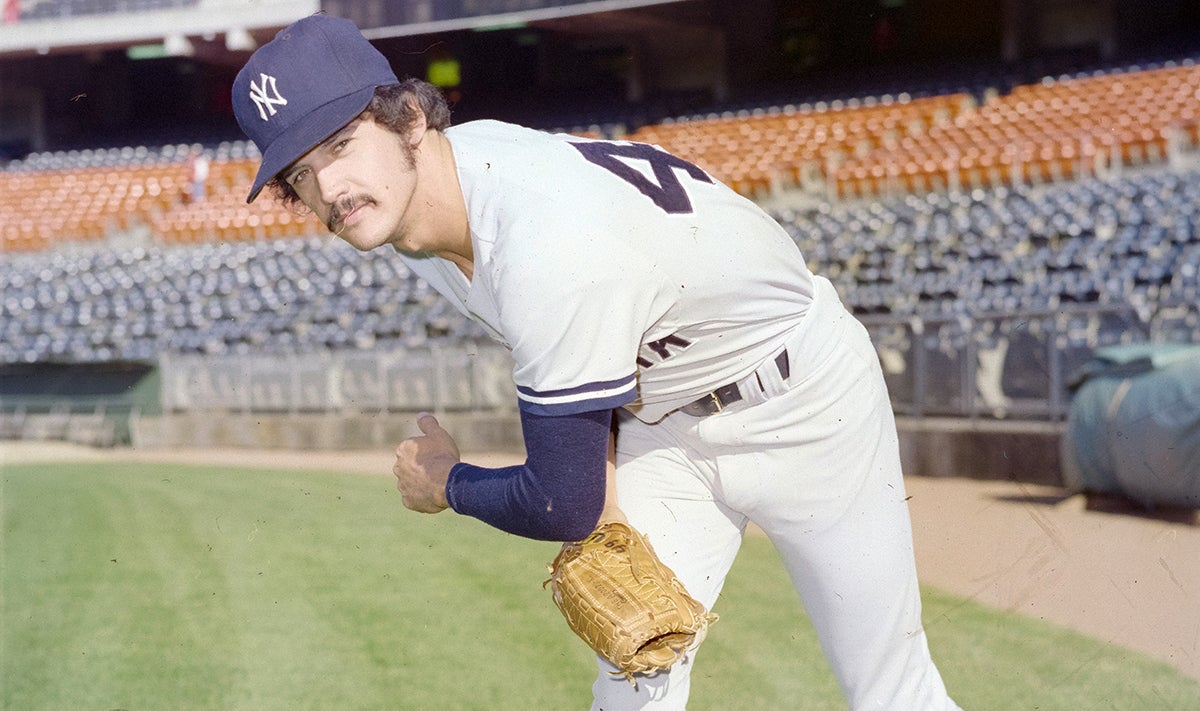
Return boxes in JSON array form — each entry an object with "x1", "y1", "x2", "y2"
[{"x1": 592, "y1": 277, "x2": 962, "y2": 711}]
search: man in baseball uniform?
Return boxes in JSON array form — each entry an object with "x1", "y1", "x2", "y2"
[{"x1": 233, "y1": 15, "x2": 961, "y2": 710}]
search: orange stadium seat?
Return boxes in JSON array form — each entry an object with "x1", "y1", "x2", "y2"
[{"x1": 3, "y1": 61, "x2": 1199, "y2": 250}]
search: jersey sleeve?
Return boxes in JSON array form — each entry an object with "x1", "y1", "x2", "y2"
[
  {"x1": 493, "y1": 218, "x2": 669, "y2": 417},
  {"x1": 515, "y1": 374, "x2": 638, "y2": 416}
]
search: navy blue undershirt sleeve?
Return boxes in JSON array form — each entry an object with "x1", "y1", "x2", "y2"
[{"x1": 443, "y1": 407, "x2": 611, "y2": 541}]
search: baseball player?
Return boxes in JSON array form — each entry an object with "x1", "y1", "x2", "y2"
[{"x1": 233, "y1": 15, "x2": 962, "y2": 710}]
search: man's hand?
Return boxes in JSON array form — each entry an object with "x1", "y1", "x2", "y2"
[{"x1": 393, "y1": 413, "x2": 460, "y2": 513}]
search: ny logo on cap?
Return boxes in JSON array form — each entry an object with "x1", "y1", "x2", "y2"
[{"x1": 249, "y1": 73, "x2": 288, "y2": 121}]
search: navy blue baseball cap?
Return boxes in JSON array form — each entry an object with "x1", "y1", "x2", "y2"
[{"x1": 232, "y1": 14, "x2": 398, "y2": 203}]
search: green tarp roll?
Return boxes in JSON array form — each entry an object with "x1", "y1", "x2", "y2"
[{"x1": 1061, "y1": 343, "x2": 1200, "y2": 508}]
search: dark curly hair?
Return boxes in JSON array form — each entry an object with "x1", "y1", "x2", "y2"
[{"x1": 267, "y1": 78, "x2": 452, "y2": 209}]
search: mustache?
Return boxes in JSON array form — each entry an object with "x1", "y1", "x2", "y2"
[{"x1": 327, "y1": 195, "x2": 375, "y2": 235}]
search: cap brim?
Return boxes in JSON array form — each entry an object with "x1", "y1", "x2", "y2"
[{"x1": 246, "y1": 84, "x2": 378, "y2": 203}]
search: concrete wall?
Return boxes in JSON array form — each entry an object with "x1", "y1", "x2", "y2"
[
  {"x1": 127, "y1": 411, "x2": 1066, "y2": 485},
  {"x1": 130, "y1": 410, "x2": 526, "y2": 454},
  {"x1": 895, "y1": 416, "x2": 1065, "y2": 486}
]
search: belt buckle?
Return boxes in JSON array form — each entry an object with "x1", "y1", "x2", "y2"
[
  {"x1": 680, "y1": 386, "x2": 732, "y2": 417},
  {"x1": 679, "y1": 347, "x2": 788, "y2": 418}
]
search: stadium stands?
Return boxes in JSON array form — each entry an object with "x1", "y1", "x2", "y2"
[
  {"x1": 631, "y1": 58, "x2": 1200, "y2": 199},
  {"x1": 5, "y1": 55, "x2": 1197, "y2": 253},
  {"x1": 1, "y1": 53, "x2": 1197, "y2": 394},
  {"x1": 1, "y1": 142, "x2": 319, "y2": 252},
  {"x1": 0, "y1": 234, "x2": 488, "y2": 364},
  {"x1": 2, "y1": 160, "x2": 1196, "y2": 369},
  {"x1": 785, "y1": 167, "x2": 1200, "y2": 316}
]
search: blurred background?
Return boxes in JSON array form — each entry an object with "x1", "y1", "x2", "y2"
[{"x1": 1, "y1": 0, "x2": 1198, "y2": 501}]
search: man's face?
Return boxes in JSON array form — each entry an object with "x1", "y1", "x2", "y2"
[{"x1": 282, "y1": 116, "x2": 420, "y2": 252}]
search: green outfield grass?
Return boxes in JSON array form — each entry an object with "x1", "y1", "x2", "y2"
[{"x1": 3, "y1": 460, "x2": 1198, "y2": 710}]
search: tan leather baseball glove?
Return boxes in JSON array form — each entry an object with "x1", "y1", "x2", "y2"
[{"x1": 545, "y1": 520, "x2": 718, "y2": 685}]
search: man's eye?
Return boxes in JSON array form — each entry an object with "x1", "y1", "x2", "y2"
[
  {"x1": 288, "y1": 169, "x2": 308, "y2": 186},
  {"x1": 333, "y1": 139, "x2": 350, "y2": 153}
]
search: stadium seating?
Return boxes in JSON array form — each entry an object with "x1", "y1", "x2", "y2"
[
  {"x1": 1, "y1": 143, "x2": 320, "y2": 252},
  {"x1": 630, "y1": 92, "x2": 976, "y2": 196},
  {"x1": 3, "y1": 53, "x2": 1199, "y2": 370},
  {"x1": 2, "y1": 160, "x2": 1197, "y2": 366},
  {"x1": 6, "y1": 57, "x2": 1197, "y2": 255},
  {"x1": 630, "y1": 59, "x2": 1200, "y2": 199},
  {"x1": 0, "y1": 234, "x2": 490, "y2": 364}
]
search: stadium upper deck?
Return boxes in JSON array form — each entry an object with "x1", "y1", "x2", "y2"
[
  {"x1": 3, "y1": 52, "x2": 1198, "y2": 250},
  {"x1": 2, "y1": 4, "x2": 1199, "y2": 374}
]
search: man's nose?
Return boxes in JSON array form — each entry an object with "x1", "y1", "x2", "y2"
[{"x1": 315, "y1": 164, "x2": 348, "y2": 207}]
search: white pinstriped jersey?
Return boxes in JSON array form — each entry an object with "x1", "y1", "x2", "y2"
[{"x1": 398, "y1": 120, "x2": 815, "y2": 423}]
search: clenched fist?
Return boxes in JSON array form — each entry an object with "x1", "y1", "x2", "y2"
[{"x1": 392, "y1": 413, "x2": 460, "y2": 513}]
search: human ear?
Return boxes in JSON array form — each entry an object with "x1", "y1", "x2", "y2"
[{"x1": 407, "y1": 98, "x2": 429, "y2": 149}]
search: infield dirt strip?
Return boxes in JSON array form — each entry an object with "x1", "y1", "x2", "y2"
[{"x1": 3, "y1": 441, "x2": 1197, "y2": 682}]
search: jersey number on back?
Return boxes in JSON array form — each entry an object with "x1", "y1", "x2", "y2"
[{"x1": 571, "y1": 141, "x2": 713, "y2": 214}]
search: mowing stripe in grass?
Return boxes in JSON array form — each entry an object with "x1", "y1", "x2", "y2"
[{"x1": 4, "y1": 460, "x2": 1199, "y2": 710}]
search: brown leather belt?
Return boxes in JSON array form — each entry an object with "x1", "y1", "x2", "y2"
[{"x1": 679, "y1": 349, "x2": 791, "y2": 417}]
